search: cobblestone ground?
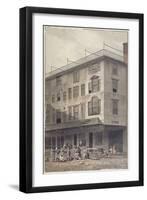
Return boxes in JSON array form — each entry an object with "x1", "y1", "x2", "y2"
[{"x1": 45, "y1": 155, "x2": 128, "y2": 172}]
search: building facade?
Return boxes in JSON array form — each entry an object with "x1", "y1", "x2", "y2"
[{"x1": 45, "y1": 44, "x2": 128, "y2": 153}]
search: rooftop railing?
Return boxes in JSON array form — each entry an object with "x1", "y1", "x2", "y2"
[{"x1": 46, "y1": 49, "x2": 124, "y2": 79}]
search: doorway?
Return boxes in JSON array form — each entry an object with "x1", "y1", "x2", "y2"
[
  {"x1": 89, "y1": 132, "x2": 93, "y2": 148},
  {"x1": 109, "y1": 130, "x2": 123, "y2": 152}
]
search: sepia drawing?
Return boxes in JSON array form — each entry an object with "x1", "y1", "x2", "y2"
[{"x1": 44, "y1": 26, "x2": 128, "y2": 172}]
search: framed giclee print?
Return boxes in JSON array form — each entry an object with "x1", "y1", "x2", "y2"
[{"x1": 19, "y1": 7, "x2": 144, "y2": 193}]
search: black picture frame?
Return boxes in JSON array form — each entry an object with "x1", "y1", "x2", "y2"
[{"x1": 19, "y1": 6, "x2": 144, "y2": 193}]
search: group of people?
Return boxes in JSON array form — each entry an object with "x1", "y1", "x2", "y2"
[
  {"x1": 52, "y1": 144, "x2": 89, "y2": 162},
  {"x1": 49, "y1": 144, "x2": 117, "y2": 162}
]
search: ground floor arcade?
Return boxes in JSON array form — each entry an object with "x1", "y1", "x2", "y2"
[{"x1": 45, "y1": 124, "x2": 127, "y2": 153}]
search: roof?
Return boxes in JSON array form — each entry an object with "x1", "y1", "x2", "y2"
[{"x1": 45, "y1": 49, "x2": 125, "y2": 80}]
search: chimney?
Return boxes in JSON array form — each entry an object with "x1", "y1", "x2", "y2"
[{"x1": 123, "y1": 43, "x2": 128, "y2": 64}]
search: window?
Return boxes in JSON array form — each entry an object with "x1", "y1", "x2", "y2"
[
  {"x1": 63, "y1": 91, "x2": 66, "y2": 101},
  {"x1": 112, "y1": 99, "x2": 118, "y2": 115},
  {"x1": 45, "y1": 137, "x2": 52, "y2": 149},
  {"x1": 52, "y1": 137, "x2": 56, "y2": 149},
  {"x1": 88, "y1": 82, "x2": 92, "y2": 93},
  {"x1": 92, "y1": 77, "x2": 98, "y2": 92},
  {"x1": 73, "y1": 105, "x2": 79, "y2": 120},
  {"x1": 52, "y1": 108, "x2": 56, "y2": 124},
  {"x1": 56, "y1": 109, "x2": 61, "y2": 123},
  {"x1": 61, "y1": 136, "x2": 64, "y2": 147},
  {"x1": 57, "y1": 92, "x2": 61, "y2": 101},
  {"x1": 57, "y1": 136, "x2": 61, "y2": 148},
  {"x1": 81, "y1": 103, "x2": 85, "y2": 119},
  {"x1": 56, "y1": 76, "x2": 62, "y2": 86},
  {"x1": 95, "y1": 132, "x2": 103, "y2": 145},
  {"x1": 46, "y1": 136, "x2": 64, "y2": 149},
  {"x1": 79, "y1": 134, "x2": 86, "y2": 146},
  {"x1": 112, "y1": 79, "x2": 118, "y2": 93},
  {"x1": 81, "y1": 84, "x2": 85, "y2": 96},
  {"x1": 98, "y1": 79, "x2": 101, "y2": 91},
  {"x1": 57, "y1": 136, "x2": 64, "y2": 148},
  {"x1": 112, "y1": 64, "x2": 118, "y2": 75},
  {"x1": 73, "y1": 71, "x2": 80, "y2": 83},
  {"x1": 68, "y1": 88, "x2": 72, "y2": 100},
  {"x1": 92, "y1": 77, "x2": 100, "y2": 92},
  {"x1": 62, "y1": 111, "x2": 67, "y2": 122},
  {"x1": 68, "y1": 106, "x2": 72, "y2": 120},
  {"x1": 88, "y1": 96, "x2": 101, "y2": 115},
  {"x1": 89, "y1": 133, "x2": 93, "y2": 148},
  {"x1": 88, "y1": 76, "x2": 100, "y2": 93},
  {"x1": 46, "y1": 104, "x2": 50, "y2": 123},
  {"x1": 73, "y1": 86, "x2": 79, "y2": 98},
  {"x1": 52, "y1": 95, "x2": 55, "y2": 103}
]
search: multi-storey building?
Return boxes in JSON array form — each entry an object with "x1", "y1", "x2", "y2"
[{"x1": 45, "y1": 43, "x2": 128, "y2": 153}]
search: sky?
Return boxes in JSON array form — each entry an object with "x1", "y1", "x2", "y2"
[{"x1": 44, "y1": 26, "x2": 128, "y2": 74}]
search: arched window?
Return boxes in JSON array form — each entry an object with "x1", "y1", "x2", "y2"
[
  {"x1": 88, "y1": 76, "x2": 100, "y2": 93},
  {"x1": 88, "y1": 96, "x2": 101, "y2": 115}
]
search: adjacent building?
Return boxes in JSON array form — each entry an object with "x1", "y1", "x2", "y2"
[{"x1": 45, "y1": 43, "x2": 128, "y2": 153}]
